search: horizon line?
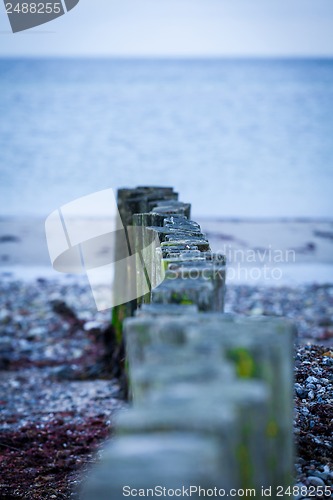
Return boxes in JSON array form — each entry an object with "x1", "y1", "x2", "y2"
[{"x1": 1, "y1": 54, "x2": 333, "y2": 60}]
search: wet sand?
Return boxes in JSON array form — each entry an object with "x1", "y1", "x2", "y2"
[{"x1": 1, "y1": 216, "x2": 332, "y2": 285}]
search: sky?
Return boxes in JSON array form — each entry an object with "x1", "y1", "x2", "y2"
[{"x1": 0, "y1": 0, "x2": 333, "y2": 57}]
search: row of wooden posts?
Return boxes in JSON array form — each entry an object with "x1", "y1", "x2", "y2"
[{"x1": 83, "y1": 187, "x2": 295, "y2": 499}]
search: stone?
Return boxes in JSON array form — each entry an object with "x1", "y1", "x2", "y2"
[{"x1": 307, "y1": 476, "x2": 326, "y2": 487}]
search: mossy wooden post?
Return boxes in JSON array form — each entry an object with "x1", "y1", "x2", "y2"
[
  {"x1": 132, "y1": 381, "x2": 270, "y2": 494},
  {"x1": 131, "y1": 203, "x2": 193, "y2": 308},
  {"x1": 115, "y1": 400, "x2": 240, "y2": 490},
  {"x1": 152, "y1": 277, "x2": 216, "y2": 310},
  {"x1": 82, "y1": 433, "x2": 225, "y2": 500},
  {"x1": 165, "y1": 256, "x2": 226, "y2": 311},
  {"x1": 123, "y1": 313, "x2": 295, "y2": 490},
  {"x1": 165, "y1": 315, "x2": 295, "y2": 491},
  {"x1": 123, "y1": 315, "x2": 272, "y2": 493},
  {"x1": 144, "y1": 216, "x2": 223, "y2": 311},
  {"x1": 132, "y1": 213, "x2": 152, "y2": 307},
  {"x1": 201, "y1": 316, "x2": 295, "y2": 491},
  {"x1": 124, "y1": 316, "x2": 234, "y2": 401},
  {"x1": 149, "y1": 200, "x2": 191, "y2": 218},
  {"x1": 111, "y1": 189, "x2": 144, "y2": 347},
  {"x1": 135, "y1": 303, "x2": 199, "y2": 317},
  {"x1": 83, "y1": 186, "x2": 296, "y2": 499},
  {"x1": 111, "y1": 187, "x2": 180, "y2": 357}
]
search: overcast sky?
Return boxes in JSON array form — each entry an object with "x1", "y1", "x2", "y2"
[{"x1": 1, "y1": 0, "x2": 333, "y2": 57}]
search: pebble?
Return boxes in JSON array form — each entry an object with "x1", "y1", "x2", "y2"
[
  {"x1": 0, "y1": 309, "x2": 11, "y2": 322},
  {"x1": 29, "y1": 326, "x2": 47, "y2": 337},
  {"x1": 307, "y1": 476, "x2": 326, "y2": 487},
  {"x1": 225, "y1": 284, "x2": 333, "y2": 343},
  {"x1": 84, "y1": 321, "x2": 104, "y2": 332},
  {"x1": 306, "y1": 383, "x2": 316, "y2": 390},
  {"x1": 0, "y1": 278, "x2": 123, "y2": 435},
  {"x1": 294, "y1": 345, "x2": 333, "y2": 491},
  {"x1": 308, "y1": 390, "x2": 315, "y2": 400},
  {"x1": 311, "y1": 470, "x2": 329, "y2": 481},
  {"x1": 306, "y1": 376, "x2": 319, "y2": 384},
  {"x1": 295, "y1": 383, "x2": 308, "y2": 399}
]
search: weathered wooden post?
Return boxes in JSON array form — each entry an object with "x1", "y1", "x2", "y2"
[
  {"x1": 110, "y1": 188, "x2": 181, "y2": 363},
  {"x1": 124, "y1": 313, "x2": 295, "y2": 490},
  {"x1": 82, "y1": 433, "x2": 226, "y2": 500},
  {"x1": 83, "y1": 186, "x2": 295, "y2": 499}
]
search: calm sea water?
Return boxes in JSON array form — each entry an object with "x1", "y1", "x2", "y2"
[{"x1": 0, "y1": 58, "x2": 332, "y2": 218}]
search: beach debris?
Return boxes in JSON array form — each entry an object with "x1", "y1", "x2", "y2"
[
  {"x1": 314, "y1": 230, "x2": 333, "y2": 241},
  {"x1": 0, "y1": 234, "x2": 20, "y2": 243}
]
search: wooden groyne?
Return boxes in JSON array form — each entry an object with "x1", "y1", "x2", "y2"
[{"x1": 82, "y1": 186, "x2": 295, "y2": 499}]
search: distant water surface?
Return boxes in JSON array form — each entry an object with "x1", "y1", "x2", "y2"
[{"x1": 0, "y1": 58, "x2": 332, "y2": 218}]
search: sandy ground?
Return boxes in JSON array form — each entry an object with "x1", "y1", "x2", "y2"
[
  {"x1": 198, "y1": 218, "x2": 333, "y2": 263},
  {"x1": 198, "y1": 218, "x2": 333, "y2": 286},
  {"x1": 1, "y1": 217, "x2": 332, "y2": 286}
]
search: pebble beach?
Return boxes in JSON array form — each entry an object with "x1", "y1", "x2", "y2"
[
  {"x1": 0, "y1": 277, "x2": 332, "y2": 498},
  {"x1": 0, "y1": 217, "x2": 333, "y2": 498}
]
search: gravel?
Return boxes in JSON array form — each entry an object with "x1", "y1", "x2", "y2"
[
  {"x1": 0, "y1": 277, "x2": 125, "y2": 499},
  {"x1": 0, "y1": 277, "x2": 332, "y2": 498}
]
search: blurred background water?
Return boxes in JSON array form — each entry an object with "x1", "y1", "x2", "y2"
[{"x1": 0, "y1": 58, "x2": 332, "y2": 219}]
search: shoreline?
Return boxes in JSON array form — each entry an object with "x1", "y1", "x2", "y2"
[
  {"x1": 197, "y1": 216, "x2": 333, "y2": 223},
  {"x1": 1, "y1": 263, "x2": 333, "y2": 288},
  {"x1": 1, "y1": 216, "x2": 333, "y2": 286}
]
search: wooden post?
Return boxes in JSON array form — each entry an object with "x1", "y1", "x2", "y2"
[{"x1": 83, "y1": 186, "x2": 295, "y2": 498}]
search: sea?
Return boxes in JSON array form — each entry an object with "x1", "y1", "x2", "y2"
[{"x1": 0, "y1": 58, "x2": 332, "y2": 219}]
